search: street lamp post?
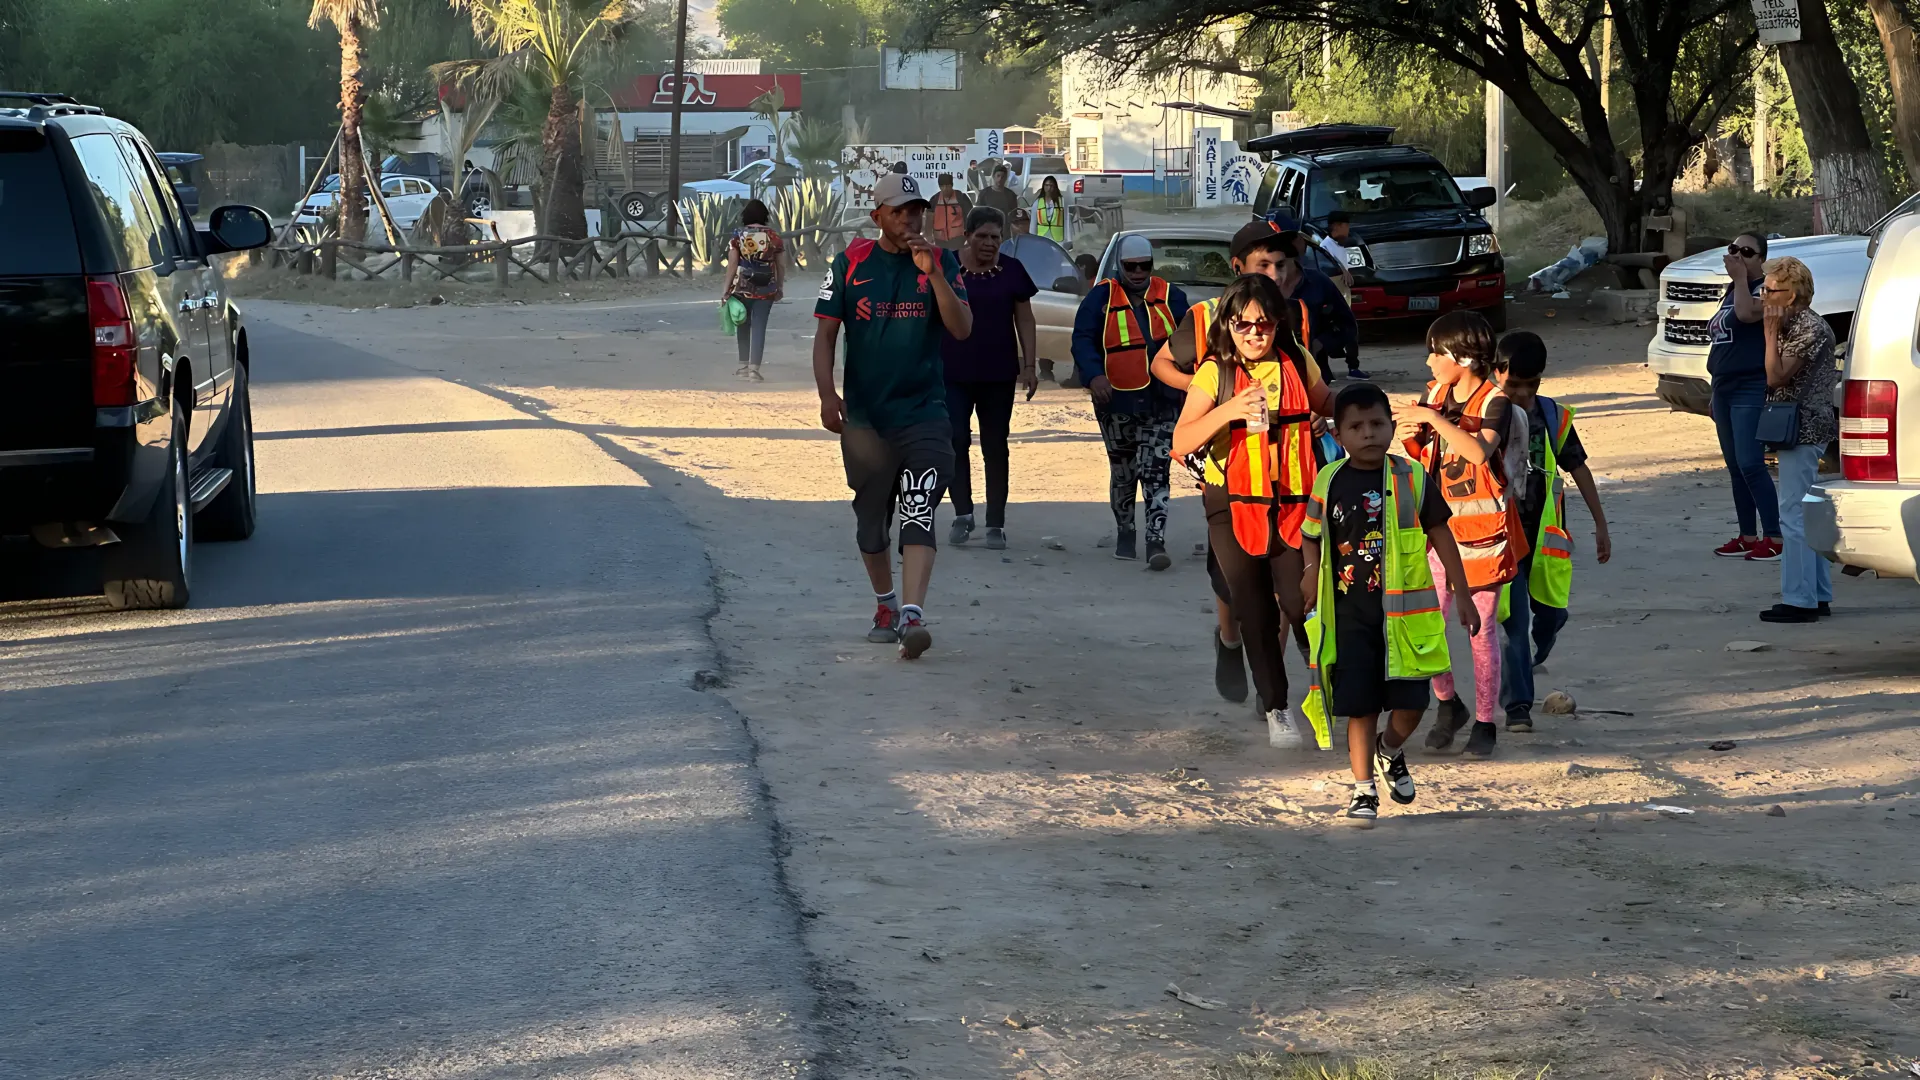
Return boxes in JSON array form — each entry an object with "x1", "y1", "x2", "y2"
[{"x1": 666, "y1": 0, "x2": 690, "y2": 258}]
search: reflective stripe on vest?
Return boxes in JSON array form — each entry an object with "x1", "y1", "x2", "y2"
[
  {"x1": 1529, "y1": 398, "x2": 1576, "y2": 609},
  {"x1": 1101, "y1": 277, "x2": 1176, "y2": 392},
  {"x1": 1219, "y1": 358, "x2": 1316, "y2": 553},
  {"x1": 1300, "y1": 455, "x2": 1452, "y2": 741}
]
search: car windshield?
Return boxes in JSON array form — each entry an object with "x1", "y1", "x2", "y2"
[
  {"x1": 1309, "y1": 164, "x2": 1464, "y2": 216},
  {"x1": 1143, "y1": 238, "x2": 1235, "y2": 288},
  {"x1": 728, "y1": 161, "x2": 770, "y2": 182}
]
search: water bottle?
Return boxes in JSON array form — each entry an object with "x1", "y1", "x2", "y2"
[{"x1": 1245, "y1": 383, "x2": 1273, "y2": 433}]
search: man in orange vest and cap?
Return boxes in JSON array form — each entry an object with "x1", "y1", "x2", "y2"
[{"x1": 1071, "y1": 234, "x2": 1192, "y2": 568}]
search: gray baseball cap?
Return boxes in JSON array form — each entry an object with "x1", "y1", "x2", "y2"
[{"x1": 872, "y1": 172, "x2": 930, "y2": 208}]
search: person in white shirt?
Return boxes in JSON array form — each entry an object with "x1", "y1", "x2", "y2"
[{"x1": 1318, "y1": 211, "x2": 1356, "y2": 296}]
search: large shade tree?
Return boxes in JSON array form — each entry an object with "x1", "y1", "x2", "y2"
[
  {"x1": 925, "y1": 0, "x2": 1761, "y2": 256},
  {"x1": 438, "y1": 0, "x2": 632, "y2": 241},
  {"x1": 310, "y1": 0, "x2": 384, "y2": 243}
]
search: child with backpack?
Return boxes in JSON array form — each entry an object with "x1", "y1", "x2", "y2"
[
  {"x1": 1302, "y1": 382, "x2": 1479, "y2": 821},
  {"x1": 1492, "y1": 332, "x2": 1611, "y2": 730},
  {"x1": 1394, "y1": 310, "x2": 1529, "y2": 759}
]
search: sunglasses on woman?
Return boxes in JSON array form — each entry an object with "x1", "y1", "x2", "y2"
[
  {"x1": 1231, "y1": 318, "x2": 1276, "y2": 336},
  {"x1": 1727, "y1": 243, "x2": 1761, "y2": 259}
]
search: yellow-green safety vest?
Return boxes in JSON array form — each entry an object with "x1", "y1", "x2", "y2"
[
  {"x1": 1529, "y1": 398, "x2": 1576, "y2": 610},
  {"x1": 1299, "y1": 455, "x2": 1453, "y2": 745}
]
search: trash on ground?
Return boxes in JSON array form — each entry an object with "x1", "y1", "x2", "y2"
[
  {"x1": 1725, "y1": 640, "x2": 1772, "y2": 652},
  {"x1": 1767, "y1": 805, "x2": 1787, "y2": 817},
  {"x1": 1644, "y1": 803, "x2": 1696, "y2": 815},
  {"x1": 1165, "y1": 983, "x2": 1226, "y2": 1010},
  {"x1": 1709, "y1": 740, "x2": 1738, "y2": 752},
  {"x1": 1526, "y1": 236, "x2": 1607, "y2": 293}
]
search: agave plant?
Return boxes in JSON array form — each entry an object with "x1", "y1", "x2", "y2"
[
  {"x1": 772, "y1": 178, "x2": 844, "y2": 269},
  {"x1": 677, "y1": 193, "x2": 742, "y2": 273}
]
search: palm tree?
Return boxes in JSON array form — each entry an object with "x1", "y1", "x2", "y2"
[
  {"x1": 438, "y1": 0, "x2": 631, "y2": 241},
  {"x1": 309, "y1": 0, "x2": 384, "y2": 243}
]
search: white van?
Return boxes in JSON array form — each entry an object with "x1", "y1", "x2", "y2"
[{"x1": 1806, "y1": 205, "x2": 1920, "y2": 580}]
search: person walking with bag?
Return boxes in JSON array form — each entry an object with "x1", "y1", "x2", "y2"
[
  {"x1": 1172, "y1": 274, "x2": 1327, "y2": 749},
  {"x1": 723, "y1": 199, "x2": 784, "y2": 381},
  {"x1": 944, "y1": 207, "x2": 1039, "y2": 550},
  {"x1": 1756, "y1": 256, "x2": 1837, "y2": 623}
]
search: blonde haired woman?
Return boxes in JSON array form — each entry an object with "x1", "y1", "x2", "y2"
[{"x1": 1758, "y1": 255, "x2": 1837, "y2": 623}]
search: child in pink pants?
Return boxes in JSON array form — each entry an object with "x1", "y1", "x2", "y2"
[{"x1": 1427, "y1": 550, "x2": 1502, "y2": 739}]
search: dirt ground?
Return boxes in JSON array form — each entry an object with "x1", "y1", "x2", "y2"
[{"x1": 252, "y1": 278, "x2": 1920, "y2": 1080}]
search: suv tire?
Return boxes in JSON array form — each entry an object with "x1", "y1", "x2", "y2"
[
  {"x1": 198, "y1": 362, "x2": 257, "y2": 541},
  {"x1": 103, "y1": 408, "x2": 192, "y2": 610}
]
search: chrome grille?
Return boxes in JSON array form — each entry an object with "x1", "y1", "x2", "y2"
[
  {"x1": 1664, "y1": 281, "x2": 1724, "y2": 303},
  {"x1": 1368, "y1": 237, "x2": 1464, "y2": 270},
  {"x1": 1664, "y1": 318, "x2": 1713, "y2": 346}
]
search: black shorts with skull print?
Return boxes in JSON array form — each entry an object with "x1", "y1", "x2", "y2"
[{"x1": 840, "y1": 420, "x2": 956, "y2": 554}]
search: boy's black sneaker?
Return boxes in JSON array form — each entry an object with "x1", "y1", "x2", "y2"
[
  {"x1": 1507, "y1": 708, "x2": 1534, "y2": 733},
  {"x1": 1213, "y1": 630, "x2": 1248, "y2": 703},
  {"x1": 1424, "y1": 695, "x2": 1470, "y2": 753},
  {"x1": 1463, "y1": 721, "x2": 1498, "y2": 758},
  {"x1": 1373, "y1": 738, "x2": 1416, "y2": 805},
  {"x1": 1345, "y1": 789, "x2": 1380, "y2": 821}
]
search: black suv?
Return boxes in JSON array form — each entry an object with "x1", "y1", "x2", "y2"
[
  {"x1": 0, "y1": 92, "x2": 271, "y2": 609},
  {"x1": 1249, "y1": 124, "x2": 1506, "y2": 329}
]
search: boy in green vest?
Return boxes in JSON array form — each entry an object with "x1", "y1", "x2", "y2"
[
  {"x1": 1302, "y1": 383, "x2": 1479, "y2": 822},
  {"x1": 1493, "y1": 332, "x2": 1612, "y2": 731}
]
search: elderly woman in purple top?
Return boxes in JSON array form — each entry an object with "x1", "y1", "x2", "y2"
[{"x1": 942, "y1": 206, "x2": 1039, "y2": 550}]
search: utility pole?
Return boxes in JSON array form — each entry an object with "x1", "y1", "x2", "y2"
[
  {"x1": 1485, "y1": 81, "x2": 1506, "y2": 231},
  {"x1": 1753, "y1": 52, "x2": 1772, "y2": 191},
  {"x1": 665, "y1": 0, "x2": 690, "y2": 244}
]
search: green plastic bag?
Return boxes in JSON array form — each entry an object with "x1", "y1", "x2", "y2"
[{"x1": 719, "y1": 295, "x2": 747, "y2": 335}]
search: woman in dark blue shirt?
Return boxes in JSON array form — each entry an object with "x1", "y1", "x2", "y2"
[
  {"x1": 1706, "y1": 233, "x2": 1781, "y2": 561},
  {"x1": 942, "y1": 207, "x2": 1038, "y2": 550}
]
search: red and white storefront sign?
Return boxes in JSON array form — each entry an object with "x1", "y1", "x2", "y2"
[{"x1": 613, "y1": 73, "x2": 802, "y2": 111}]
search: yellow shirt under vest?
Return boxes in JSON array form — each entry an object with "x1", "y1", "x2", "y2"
[{"x1": 1187, "y1": 357, "x2": 1322, "y2": 486}]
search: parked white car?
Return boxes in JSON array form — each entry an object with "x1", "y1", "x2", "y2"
[
  {"x1": 1806, "y1": 205, "x2": 1920, "y2": 580},
  {"x1": 679, "y1": 158, "x2": 800, "y2": 201},
  {"x1": 295, "y1": 173, "x2": 443, "y2": 232},
  {"x1": 1647, "y1": 233, "x2": 1869, "y2": 415}
]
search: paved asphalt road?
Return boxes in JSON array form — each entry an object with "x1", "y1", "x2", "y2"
[{"x1": 0, "y1": 320, "x2": 819, "y2": 1078}]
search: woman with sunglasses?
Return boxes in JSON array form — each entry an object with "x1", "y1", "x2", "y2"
[
  {"x1": 1707, "y1": 233, "x2": 1783, "y2": 562},
  {"x1": 1173, "y1": 274, "x2": 1333, "y2": 748}
]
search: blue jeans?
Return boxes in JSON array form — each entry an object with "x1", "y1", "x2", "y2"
[
  {"x1": 1711, "y1": 381, "x2": 1781, "y2": 537},
  {"x1": 1775, "y1": 443, "x2": 1834, "y2": 609},
  {"x1": 1500, "y1": 553, "x2": 1570, "y2": 718}
]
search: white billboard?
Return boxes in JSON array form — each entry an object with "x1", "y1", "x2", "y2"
[
  {"x1": 840, "y1": 144, "x2": 972, "y2": 212},
  {"x1": 881, "y1": 48, "x2": 962, "y2": 91},
  {"x1": 1194, "y1": 127, "x2": 1223, "y2": 208}
]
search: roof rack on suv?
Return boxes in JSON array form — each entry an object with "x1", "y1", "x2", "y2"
[
  {"x1": 1245, "y1": 123, "x2": 1395, "y2": 156},
  {"x1": 0, "y1": 91, "x2": 107, "y2": 120}
]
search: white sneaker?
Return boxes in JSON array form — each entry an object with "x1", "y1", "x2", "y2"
[{"x1": 1267, "y1": 706, "x2": 1307, "y2": 749}]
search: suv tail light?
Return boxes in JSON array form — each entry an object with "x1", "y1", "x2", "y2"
[
  {"x1": 86, "y1": 276, "x2": 136, "y2": 407},
  {"x1": 1841, "y1": 378, "x2": 1899, "y2": 482},
  {"x1": 1073, "y1": 178, "x2": 1084, "y2": 194}
]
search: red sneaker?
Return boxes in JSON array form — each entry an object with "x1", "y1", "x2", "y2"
[
  {"x1": 1713, "y1": 536, "x2": 1754, "y2": 558},
  {"x1": 1746, "y1": 538, "x2": 1783, "y2": 562},
  {"x1": 867, "y1": 603, "x2": 900, "y2": 643}
]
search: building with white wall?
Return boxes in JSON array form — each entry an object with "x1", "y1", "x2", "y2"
[{"x1": 1061, "y1": 53, "x2": 1256, "y2": 192}]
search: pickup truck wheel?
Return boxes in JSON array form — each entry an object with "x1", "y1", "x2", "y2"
[
  {"x1": 103, "y1": 408, "x2": 192, "y2": 610},
  {"x1": 198, "y1": 362, "x2": 257, "y2": 541}
]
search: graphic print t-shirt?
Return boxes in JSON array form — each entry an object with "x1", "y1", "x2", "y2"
[
  {"x1": 815, "y1": 239, "x2": 969, "y2": 429},
  {"x1": 1324, "y1": 463, "x2": 1450, "y2": 626}
]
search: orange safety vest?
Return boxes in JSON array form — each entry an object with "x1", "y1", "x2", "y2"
[
  {"x1": 1403, "y1": 378, "x2": 1528, "y2": 587},
  {"x1": 1217, "y1": 356, "x2": 1317, "y2": 554},
  {"x1": 1101, "y1": 277, "x2": 1178, "y2": 391},
  {"x1": 930, "y1": 192, "x2": 967, "y2": 242}
]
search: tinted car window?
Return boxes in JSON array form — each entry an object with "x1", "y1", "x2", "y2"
[
  {"x1": 123, "y1": 136, "x2": 190, "y2": 260},
  {"x1": 1311, "y1": 164, "x2": 1464, "y2": 216},
  {"x1": 70, "y1": 133, "x2": 166, "y2": 270},
  {"x1": 1001, "y1": 234, "x2": 1077, "y2": 290},
  {"x1": 1030, "y1": 155, "x2": 1070, "y2": 174},
  {"x1": 0, "y1": 127, "x2": 83, "y2": 275},
  {"x1": 1148, "y1": 238, "x2": 1234, "y2": 289}
]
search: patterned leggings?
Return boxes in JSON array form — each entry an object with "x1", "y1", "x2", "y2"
[
  {"x1": 1097, "y1": 410, "x2": 1175, "y2": 542},
  {"x1": 1427, "y1": 549, "x2": 1503, "y2": 724}
]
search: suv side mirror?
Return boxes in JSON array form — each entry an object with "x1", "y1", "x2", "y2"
[
  {"x1": 1464, "y1": 185, "x2": 1498, "y2": 210},
  {"x1": 204, "y1": 205, "x2": 272, "y2": 253}
]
